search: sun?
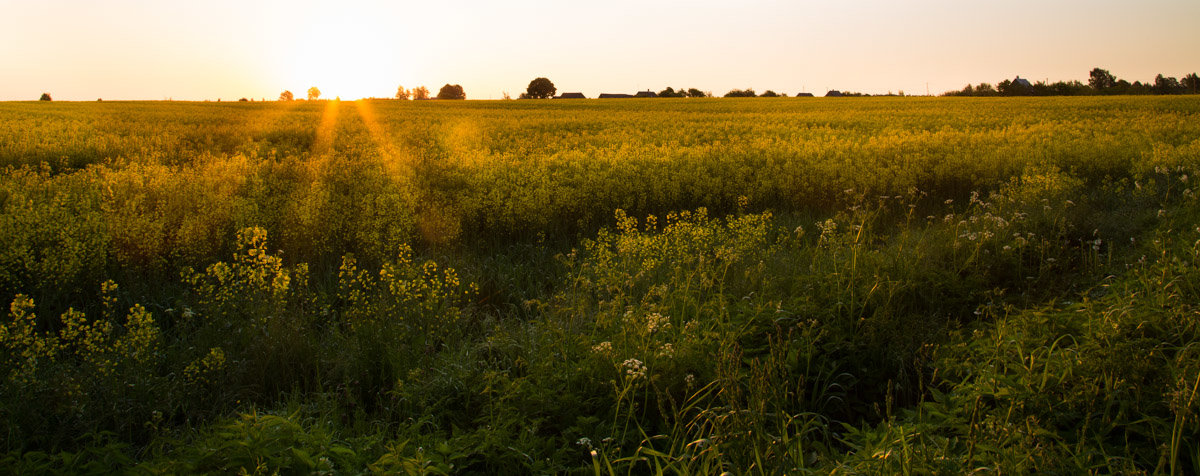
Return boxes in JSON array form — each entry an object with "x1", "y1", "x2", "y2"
[{"x1": 279, "y1": 9, "x2": 415, "y2": 100}]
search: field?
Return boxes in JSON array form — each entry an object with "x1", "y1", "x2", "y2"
[{"x1": 1, "y1": 96, "x2": 1199, "y2": 473}]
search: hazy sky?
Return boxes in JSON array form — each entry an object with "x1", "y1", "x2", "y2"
[{"x1": 2, "y1": 0, "x2": 1198, "y2": 100}]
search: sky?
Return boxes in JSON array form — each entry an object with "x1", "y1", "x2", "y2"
[{"x1": 2, "y1": 0, "x2": 1198, "y2": 100}]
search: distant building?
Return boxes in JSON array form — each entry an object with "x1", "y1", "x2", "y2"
[
  {"x1": 554, "y1": 92, "x2": 586, "y2": 99},
  {"x1": 825, "y1": 90, "x2": 843, "y2": 97},
  {"x1": 634, "y1": 90, "x2": 657, "y2": 98},
  {"x1": 598, "y1": 93, "x2": 634, "y2": 99},
  {"x1": 1013, "y1": 76, "x2": 1033, "y2": 89},
  {"x1": 795, "y1": 92, "x2": 815, "y2": 97}
]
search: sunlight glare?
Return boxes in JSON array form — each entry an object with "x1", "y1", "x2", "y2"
[{"x1": 282, "y1": 6, "x2": 415, "y2": 100}]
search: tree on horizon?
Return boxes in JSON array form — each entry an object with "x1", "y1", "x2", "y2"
[
  {"x1": 437, "y1": 84, "x2": 465, "y2": 100},
  {"x1": 279, "y1": 90, "x2": 294, "y2": 101},
  {"x1": 1089, "y1": 68, "x2": 1116, "y2": 91},
  {"x1": 307, "y1": 87, "x2": 321, "y2": 101},
  {"x1": 525, "y1": 78, "x2": 556, "y2": 99}
]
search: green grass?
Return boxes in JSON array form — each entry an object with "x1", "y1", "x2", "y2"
[{"x1": 1, "y1": 96, "x2": 1198, "y2": 473}]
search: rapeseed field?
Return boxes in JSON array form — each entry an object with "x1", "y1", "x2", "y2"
[{"x1": 1, "y1": 96, "x2": 1198, "y2": 473}]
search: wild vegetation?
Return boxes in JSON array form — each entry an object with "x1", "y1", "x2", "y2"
[{"x1": 1, "y1": 96, "x2": 1199, "y2": 473}]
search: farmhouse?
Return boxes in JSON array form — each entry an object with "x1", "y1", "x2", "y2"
[
  {"x1": 554, "y1": 92, "x2": 586, "y2": 99},
  {"x1": 598, "y1": 93, "x2": 634, "y2": 98},
  {"x1": 795, "y1": 92, "x2": 814, "y2": 97},
  {"x1": 633, "y1": 90, "x2": 657, "y2": 98},
  {"x1": 1013, "y1": 76, "x2": 1033, "y2": 89},
  {"x1": 825, "y1": 90, "x2": 843, "y2": 97}
]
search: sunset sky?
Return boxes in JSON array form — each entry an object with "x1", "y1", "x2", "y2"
[{"x1": 2, "y1": 0, "x2": 1198, "y2": 101}]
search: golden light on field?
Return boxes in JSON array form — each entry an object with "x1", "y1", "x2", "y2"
[
  {"x1": 312, "y1": 99, "x2": 341, "y2": 154},
  {"x1": 353, "y1": 99, "x2": 411, "y2": 176}
]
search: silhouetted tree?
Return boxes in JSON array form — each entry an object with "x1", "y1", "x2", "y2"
[
  {"x1": 1184, "y1": 73, "x2": 1200, "y2": 94},
  {"x1": 760, "y1": 90, "x2": 779, "y2": 97},
  {"x1": 39, "y1": 93, "x2": 51, "y2": 101},
  {"x1": 686, "y1": 88, "x2": 708, "y2": 98},
  {"x1": 307, "y1": 87, "x2": 321, "y2": 101},
  {"x1": 437, "y1": 84, "x2": 465, "y2": 100},
  {"x1": 279, "y1": 90, "x2": 294, "y2": 101},
  {"x1": 943, "y1": 84, "x2": 971, "y2": 96},
  {"x1": 413, "y1": 86, "x2": 430, "y2": 100},
  {"x1": 1153, "y1": 74, "x2": 1182, "y2": 94},
  {"x1": 997, "y1": 79, "x2": 1015, "y2": 96},
  {"x1": 724, "y1": 88, "x2": 756, "y2": 98},
  {"x1": 396, "y1": 86, "x2": 410, "y2": 100},
  {"x1": 657, "y1": 87, "x2": 686, "y2": 98},
  {"x1": 1089, "y1": 68, "x2": 1116, "y2": 91},
  {"x1": 525, "y1": 77, "x2": 556, "y2": 99}
]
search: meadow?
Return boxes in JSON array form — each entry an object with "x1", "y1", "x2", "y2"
[{"x1": 1, "y1": 96, "x2": 1198, "y2": 473}]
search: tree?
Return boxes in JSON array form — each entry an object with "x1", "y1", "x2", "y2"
[
  {"x1": 39, "y1": 93, "x2": 51, "y2": 101},
  {"x1": 1153, "y1": 74, "x2": 1181, "y2": 94},
  {"x1": 307, "y1": 87, "x2": 321, "y2": 101},
  {"x1": 1184, "y1": 73, "x2": 1200, "y2": 94},
  {"x1": 656, "y1": 87, "x2": 684, "y2": 98},
  {"x1": 997, "y1": 79, "x2": 1015, "y2": 96},
  {"x1": 413, "y1": 86, "x2": 430, "y2": 100},
  {"x1": 437, "y1": 84, "x2": 465, "y2": 100},
  {"x1": 279, "y1": 90, "x2": 294, "y2": 101},
  {"x1": 525, "y1": 77, "x2": 556, "y2": 99},
  {"x1": 760, "y1": 90, "x2": 779, "y2": 97},
  {"x1": 1088, "y1": 67, "x2": 1116, "y2": 91},
  {"x1": 686, "y1": 88, "x2": 708, "y2": 98},
  {"x1": 724, "y1": 89, "x2": 756, "y2": 98},
  {"x1": 396, "y1": 86, "x2": 410, "y2": 100}
]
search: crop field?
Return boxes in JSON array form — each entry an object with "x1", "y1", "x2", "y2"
[{"x1": 1, "y1": 96, "x2": 1199, "y2": 473}]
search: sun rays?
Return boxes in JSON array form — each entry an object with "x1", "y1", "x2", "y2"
[
  {"x1": 311, "y1": 99, "x2": 341, "y2": 155},
  {"x1": 351, "y1": 99, "x2": 413, "y2": 178}
]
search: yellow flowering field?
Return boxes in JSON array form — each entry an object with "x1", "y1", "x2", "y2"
[{"x1": 1, "y1": 96, "x2": 1199, "y2": 473}]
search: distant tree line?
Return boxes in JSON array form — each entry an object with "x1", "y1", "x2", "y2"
[
  {"x1": 946, "y1": 68, "x2": 1200, "y2": 97},
  {"x1": 658, "y1": 87, "x2": 710, "y2": 98},
  {"x1": 263, "y1": 66, "x2": 1197, "y2": 103},
  {"x1": 271, "y1": 84, "x2": 455, "y2": 101}
]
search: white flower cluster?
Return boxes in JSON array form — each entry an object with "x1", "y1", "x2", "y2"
[{"x1": 623, "y1": 358, "x2": 647, "y2": 379}]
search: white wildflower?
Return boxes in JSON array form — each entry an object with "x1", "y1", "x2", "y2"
[{"x1": 622, "y1": 358, "x2": 647, "y2": 379}]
